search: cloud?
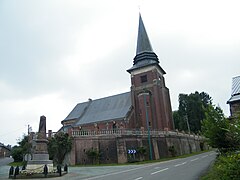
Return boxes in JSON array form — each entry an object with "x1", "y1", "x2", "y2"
[{"x1": 0, "y1": 0, "x2": 239, "y2": 145}]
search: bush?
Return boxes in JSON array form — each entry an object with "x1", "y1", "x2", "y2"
[
  {"x1": 11, "y1": 146, "x2": 23, "y2": 162},
  {"x1": 86, "y1": 149, "x2": 100, "y2": 164},
  {"x1": 202, "y1": 152, "x2": 240, "y2": 180},
  {"x1": 168, "y1": 146, "x2": 177, "y2": 157}
]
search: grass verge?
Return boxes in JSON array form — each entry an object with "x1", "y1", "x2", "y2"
[{"x1": 8, "y1": 161, "x2": 24, "y2": 167}]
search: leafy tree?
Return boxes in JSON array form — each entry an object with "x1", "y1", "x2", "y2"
[
  {"x1": 173, "y1": 110, "x2": 187, "y2": 132},
  {"x1": 11, "y1": 134, "x2": 31, "y2": 162},
  {"x1": 225, "y1": 115, "x2": 240, "y2": 150},
  {"x1": 202, "y1": 106, "x2": 240, "y2": 153},
  {"x1": 201, "y1": 112, "x2": 240, "y2": 179},
  {"x1": 11, "y1": 146, "x2": 24, "y2": 162},
  {"x1": 173, "y1": 91, "x2": 212, "y2": 133},
  {"x1": 48, "y1": 132, "x2": 73, "y2": 165}
]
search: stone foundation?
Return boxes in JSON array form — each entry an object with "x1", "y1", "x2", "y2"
[{"x1": 65, "y1": 132, "x2": 206, "y2": 165}]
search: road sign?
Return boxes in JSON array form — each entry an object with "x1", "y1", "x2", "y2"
[{"x1": 128, "y1": 149, "x2": 137, "y2": 154}]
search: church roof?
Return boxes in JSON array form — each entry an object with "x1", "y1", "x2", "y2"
[
  {"x1": 63, "y1": 92, "x2": 132, "y2": 126},
  {"x1": 227, "y1": 75, "x2": 240, "y2": 103},
  {"x1": 127, "y1": 14, "x2": 165, "y2": 74},
  {"x1": 136, "y1": 14, "x2": 153, "y2": 54}
]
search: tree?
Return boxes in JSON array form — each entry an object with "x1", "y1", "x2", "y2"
[
  {"x1": 173, "y1": 91, "x2": 212, "y2": 133},
  {"x1": 48, "y1": 132, "x2": 73, "y2": 165},
  {"x1": 11, "y1": 134, "x2": 31, "y2": 162},
  {"x1": 202, "y1": 106, "x2": 240, "y2": 153},
  {"x1": 201, "y1": 110, "x2": 240, "y2": 179},
  {"x1": 11, "y1": 146, "x2": 24, "y2": 162},
  {"x1": 225, "y1": 114, "x2": 240, "y2": 150}
]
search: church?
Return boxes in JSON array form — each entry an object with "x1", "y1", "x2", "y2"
[
  {"x1": 61, "y1": 14, "x2": 174, "y2": 133},
  {"x1": 59, "y1": 14, "x2": 204, "y2": 165}
]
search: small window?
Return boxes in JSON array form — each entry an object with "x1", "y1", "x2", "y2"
[{"x1": 140, "y1": 75, "x2": 148, "y2": 83}]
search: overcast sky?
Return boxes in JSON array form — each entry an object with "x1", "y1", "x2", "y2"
[{"x1": 0, "y1": 0, "x2": 239, "y2": 146}]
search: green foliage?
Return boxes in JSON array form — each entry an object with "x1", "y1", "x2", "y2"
[
  {"x1": 226, "y1": 114, "x2": 240, "y2": 151},
  {"x1": 11, "y1": 134, "x2": 31, "y2": 162},
  {"x1": 174, "y1": 91, "x2": 212, "y2": 133},
  {"x1": 86, "y1": 148, "x2": 101, "y2": 164},
  {"x1": 201, "y1": 153, "x2": 240, "y2": 180},
  {"x1": 11, "y1": 146, "x2": 24, "y2": 162},
  {"x1": 136, "y1": 146, "x2": 147, "y2": 155},
  {"x1": 136, "y1": 146, "x2": 147, "y2": 161},
  {"x1": 201, "y1": 108, "x2": 240, "y2": 179},
  {"x1": 168, "y1": 146, "x2": 177, "y2": 157},
  {"x1": 202, "y1": 106, "x2": 240, "y2": 153},
  {"x1": 48, "y1": 132, "x2": 73, "y2": 165}
]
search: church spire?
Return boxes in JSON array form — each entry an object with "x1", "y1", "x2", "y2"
[
  {"x1": 127, "y1": 13, "x2": 165, "y2": 74},
  {"x1": 136, "y1": 13, "x2": 153, "y2": 54}
]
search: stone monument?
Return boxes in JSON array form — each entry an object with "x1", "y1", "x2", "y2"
[{"x1": 26, "y1": 115, "x2": 53, "y2": 171}]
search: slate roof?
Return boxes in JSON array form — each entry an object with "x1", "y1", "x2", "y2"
[
  {"x1": 136, "y1": 14, "x2": 153, "y2": 55},
  {"x1": 63, "y1": 92, "x2": 132, "y2": 126},
  {"x1": 127, "y1": 13, "x2": 165, "y2": 74},
  {"x1": 0, "y1": 143, "x2": 11, "y2": 151},
  {"x1": 227, "y1": 75, "x2": 240, "y2": 103}
]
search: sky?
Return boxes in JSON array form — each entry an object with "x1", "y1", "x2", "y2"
[{"x1": 0, "y1": 0, "x2": 239, "y2": 146}]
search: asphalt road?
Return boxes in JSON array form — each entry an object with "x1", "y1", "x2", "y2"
[
  {"x1": 81, "y1": 151, "x2": 216, "y2": 180},
  {"x1": 0, "y1": 157, "x2": 14, "y2": 179},
  {"x1": 0, "y1": 157, "x2": 13, "y2": 166},
  {"x1": 0, "y1": 151, "x2": 216, "y2": 180}
]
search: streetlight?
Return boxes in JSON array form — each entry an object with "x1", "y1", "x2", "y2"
[{"x1": 143, "y1": 92, "x2": 153, "y2": 160}]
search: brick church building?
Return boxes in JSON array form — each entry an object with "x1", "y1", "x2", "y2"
[{"x1": 61, "y1": 14, "x2": 174, "y2": 133}]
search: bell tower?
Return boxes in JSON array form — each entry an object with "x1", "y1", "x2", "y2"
[{"x1": 127, "y1": 14, "x2": 174, "y2": 131}]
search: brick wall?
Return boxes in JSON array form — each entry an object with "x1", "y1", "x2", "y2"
[{"x1": 65, "y1": 133, "x2": 205, "y2": 165}]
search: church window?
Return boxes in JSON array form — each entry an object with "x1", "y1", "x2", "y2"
[{"x1": 140, "y1": 75, "x2": 148, "y2": 83}]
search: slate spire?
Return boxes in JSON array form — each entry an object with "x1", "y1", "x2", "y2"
[
  {"x1": 127, "y1": 14, "x2": 165, "y2": 74},
  {"x1": 136, "y1": 13, "x2": 153, "y2": 54}
]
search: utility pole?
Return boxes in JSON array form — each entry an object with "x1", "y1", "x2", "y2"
[{"x1": 185, "y1": 115, "x2": 191, "y2": 134}]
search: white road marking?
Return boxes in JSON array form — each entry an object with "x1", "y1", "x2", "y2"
[
  {"x1": 83, "y1": 162, "x2": 170, "y2": 180},
  {"x1": 134, "y1": 177, "x2": 143, "y2": 180},
  {"x1": 151, "y1": 168, "x2": 169, "y2": 175},
  {"x1": 174, "y1": 162, "x2": 186, "y2": 167},
  {"x1": 201, "y1": 155, "x2": 208, "y2": 158},
  {"x1": 190, "y1": 158, "x2": 199, "y2": 162}
]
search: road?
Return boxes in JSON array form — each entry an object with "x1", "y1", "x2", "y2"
[
  {"x1": 0, "y1": 157, "x2": 14, "y2": 179},
  {"x1": 81, "y1": 151, "x2": 216, "y2": 180},
  {"x1": 0, "y1": 151, "x2": 216, "y2": 179},
  {"x1": 0, "y1": 157, "x2": 13, "y2": 166}
]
